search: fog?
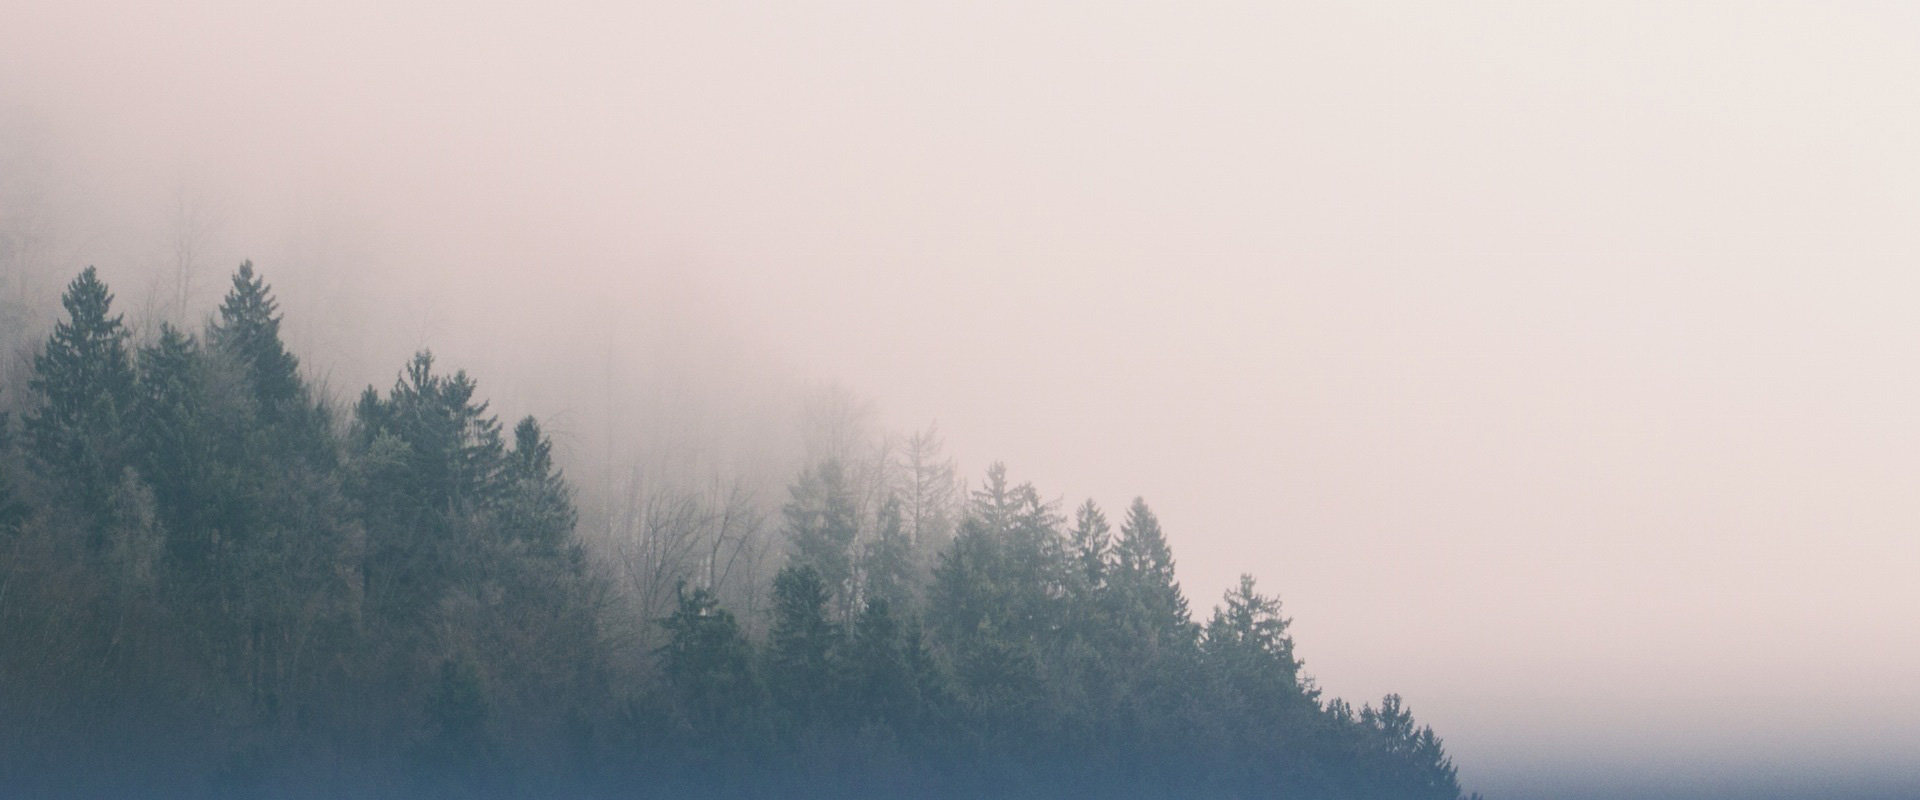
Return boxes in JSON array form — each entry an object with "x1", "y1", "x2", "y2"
[{"x1": 5, "y1": 2, "x2": 1919, "y2": 797}]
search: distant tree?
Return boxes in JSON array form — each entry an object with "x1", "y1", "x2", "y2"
[
  {"x1": 351, "y1": 351, "x2": 507, "y2": 615},
  {"x1": 1111, "y1": 497, "x2": 1195, "y2": 650},
  {"x1": 209, "y1": 261, "x2": 305, "y2": 424},
  {"x1": 498, "y1": 416, "x2": 578, "y2": 561},
  {"x1": 1203, "y1": 574, "x2": 1302, "y2": 690},
  {"x1": 766, "y1": 565, "x2": 842, "y2": 732},
  {"x1": 656, "y1": 582, "x2": 764, "y2": 764},
  {"x1": 896, "y1": 423, "x2": 959, "y2": 561},
  {"x1": 863, "y1": 495, "x2": 916, "y2": 613},
  {"x1": 1351, "y1": 694, "x2": 1463, "y2": 800},
  {"x1": 846, "y1": 597, "x2": 917, "y2": 732},
  {"x1": 1066, "y1": 498, "x2": 1111, "y2": 596},
  {"x1": 1202, "y1": 575, "x2": 1321, "y2": 795},
  {"x1": 133, "y1": 324, "x2": 220, "y2": 564},
  {"x1": 25, "y1": 267, "x2": 136, "y2": 521},
  {"x1": 782, "y1": 459, "x2": 859, "y2": 623}
]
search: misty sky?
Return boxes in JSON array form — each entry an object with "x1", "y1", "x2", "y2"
[{"x1": 5, "y1": 3, "x2": 1919, "y2": 797}]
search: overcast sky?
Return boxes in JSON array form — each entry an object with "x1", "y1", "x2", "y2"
[{"x1": 5, "y1": 3, "x2": 1919, "y2": 797}]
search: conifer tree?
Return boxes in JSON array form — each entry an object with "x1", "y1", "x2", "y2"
[
  {"x1": 767, "y1": 564, "x2": 841, "y2": 731},
  {"x1": 134, "y1": 324, "x2": 220, "y2": 563},
  {"x1": 782, "y1": 459, "x2": 858, "y2": 621},
  {"x1": 657, "y1": 582, "x2": 763, "y2": 763},
  {"x1": 351, "y1": 351, "x2": 507, "y2": 625},
  {"x1": 1112, "y1": 497, "x2": 1194, "y2": 649},
  {"x1": 500, "y1": 416, "x2": 578, "y2": 560},
  {"x1": 1067, "y1": 498, "x2": 1111, "y2": 595},
  {"x1": 1353, "y1": 694, "x2": 1462, "y2": 800},
  {"x1": 25, "y1": 267, "x2": 137, "y2": 520},
  {"x1": 863, "y1": 495, "x2": 915, "y2": 613},
  {"x1": 847, "y1": 597, "x2": 917, "y2": 731},
  {"x1": 1203, "y1": 575, "x2": 1301, "y2": 688},
  {"x1": 209, "y1": 261, "x2": 305, "y2": 424}
]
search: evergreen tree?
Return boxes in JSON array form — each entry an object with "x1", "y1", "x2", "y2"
[
  {"x1": 133, "y1": 324, "x2": 220, "y2": 564},
  {"x1": 209, "y1": 261, "x2": 305, "y2": 426},
  {"x1": 1067, "y1": 498, "x2": 1111, "y2": 596},
  {"x1": 1203, "y1": 574, "x2": 1302, "y2": 689},
  {"x1": 1352, "y1": 694, "x2": 1463, "y2": 800},
  {"x1": 968, "y1": 461, "x2": 1020, "y2": 535},
  {"x1": 25, "y1": 267, "x2": 136, "y2": 520},
  {"x1": 1099, "y1": 498, "x2": 1204, "y2": 788},
  {"x1": 656, "y1": 582, "x2": 764, "y2": 768},
  {"x1": 499, "y1": 416, "x2": 578, "y2": 560},
  {"x1": 847, "y1": 597, "x2": 918, "y2": 732},
  {"x1": 1112, "y1": 497, "x2": 1194, "y2": 650},
  {"x1": 1202, "y1": 575, "x2": 1321, "y2": 796},
  {"x1": 351, "y1": 351, "x2": 508, "y2": 622},
  {"x1": 767, "y1": 564, "x2": 842, "y2": 731},
  {"x1": 782, "y1": 458, "x2": 859, "y2": 622},
  {"x1": 863, "y1": 494, "x2": 915, "y2": 613}
]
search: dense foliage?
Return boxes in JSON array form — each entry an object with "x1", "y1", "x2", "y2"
[{"x1": 0, "y1": 265, "x2": 1468, "y2": 799}]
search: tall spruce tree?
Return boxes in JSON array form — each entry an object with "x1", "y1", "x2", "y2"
[
  {"x1": 25, "y1": 267, "x2": 137, "y2": 521},
  {"x1": 846, "y1": 597, "x2": 917, "y2": 732},
  {"x1": 766, "y1": 565, "x2": 842, "y2": 731},
  {"x1": 656, "y1": 582, "x2": 764, "y2": 766},
  {"x1": 1112, "y1": 497, "x2": 1194, "y2": 649},
  {"x1": 499, "y1": 416, "x2": 577, "y2": 560},
  {"x1": 1067, "y1": 498, "x2": 1111, "y2": 596},
  {"x1": 133, "y1": 324, "x2": 219, "y2": 564},
  {"x1": 209, "y1": 261, "x2": 305, "y2": 425},
  {"x1": 351, "y1": 351, "x2": 507, "y2": 625},
  {"x1": 863, "y1": 495, "x2": 915, "y2": 613},
  {"x1": 782, "y1": 459, "x2": 858, "y2": 622}
]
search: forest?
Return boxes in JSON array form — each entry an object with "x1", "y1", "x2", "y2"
[{"x1": 0, "y1": 263, "x2": 1467, "y2": 799}]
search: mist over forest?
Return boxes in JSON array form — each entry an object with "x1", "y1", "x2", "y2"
[
  {"x1": 1, "y1": 247, "x2": 1462, "y2": 799},
  {"x1": 0, "y1": 98, "x2": 1468, "y2": 796},
  {"x1": 8, "y1": 3, "x2": 1920, "y2": 799}
]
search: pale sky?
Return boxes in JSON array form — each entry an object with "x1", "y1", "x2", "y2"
[{"x1": 5, "y1": 3, "x2": 1919, "y2": 797}]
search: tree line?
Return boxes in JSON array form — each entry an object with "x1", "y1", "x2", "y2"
[{"x1": 0, "y1": 264, "x2": 1469, "y2": 799}]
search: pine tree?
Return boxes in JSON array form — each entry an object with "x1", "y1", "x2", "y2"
[
  {"x1": 1203, "y1": 574, "x2": 1301, "y2": 688},
  {"x1": 351, "y1": 351, "x2": 507, "y2": 624},
  {"x1": 782, "y1": 459, "x2": 858, "y2": 622},
  {"x1": 209, "y1": 261, "x2": 305, "y2": 425},
  {"x1": 847, "y1": 597, "x2": 917, "y2": 731},
  {"x1": 863, "y1": 495, "x2": 915, "y2": 613},
  {"x1": 657, "y1": 582, "x2": 763, "y2": 760},
  {"x1": 1103, "y1": 497, "x2": 1203, "y2": 788},
  {"x1": 134, "y1": 324, "x2": 219, "y2": 563},
  {"x1": 1202, "y1": 575, "x2": 1321, "y2": 796},
  {"x1": 767, "y1": 565, "x2": 841, "y2": 731},
  {"x1": 1112, "y1": 497, "x2": 1194, "y2": 649},
  {"x1": 25, "y1": 267, "x2": 137, "y2": 521},
  {"x1": 969, "y1": 462, "x2": 1019, "y2": 536},
  {"x1": 1353, "y1": 694, "x2": 1462, "y2": 800},
  {"x1": 1067, "y1": 499, "x2": 1111, "y2": 595},
  {"x1": 499, "y1": 416, "x2": 578, "y2": 560}
]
